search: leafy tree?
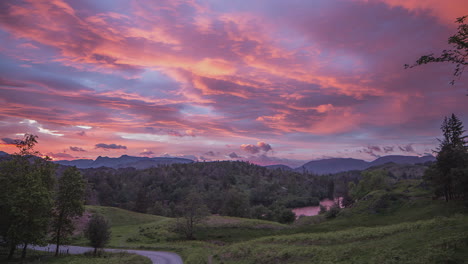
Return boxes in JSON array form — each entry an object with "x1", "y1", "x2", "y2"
[
  {"x1": 405, "y1": 16, "x2": 467, "y2": 85},
  {"x1": 220, "y1": 189, "x2": 250, "y2": 218},
  {"x1": 0, "y1": 134, "x2": 55, "y2": 261},
  {"x1": 349, "y1": 170, "x2": 390, "y2": 200},
  {"x1": 250, "y1": 204, "x2": 272, "y2": 220},
  {"x1": 174, "y1": 191, "x2": 209, "y2": 240},
  {"x1": 424, "y1": 114, "x2": 468, "y2": 201},
  {"x1": 52, "y1": 167, "x2": 86, "y2": 256},
  {"x1": 324, "y1": 203, "x2": 341, "y2": 219},
  {"x1": 85, "y1": 214, "x2": 111, "y2": 255},
  {"x1": 276, "y1": 208, "x2": 296, "y2": 224}
]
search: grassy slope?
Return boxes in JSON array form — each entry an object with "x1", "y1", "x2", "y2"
[
  {"x1": 216, "y1": 215, "x2": 468, "y2": 264},
  {"x1": 72, "y1": 179, "x2": 468, "y2": 264},
  {"x1": 214, "y1": 179, "x2": 468, "y2": 263},
  {"x1": 73, "y1": 206, "x2": 288, "y2": 262}
]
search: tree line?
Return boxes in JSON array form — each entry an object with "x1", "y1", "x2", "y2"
[{"x1": 82, "y1": 160, "x2": 344, "y2": 224}]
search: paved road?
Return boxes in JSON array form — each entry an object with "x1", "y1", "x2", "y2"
[{"x1": 29, "y1": 244, "x2": 184, "y2": 264}]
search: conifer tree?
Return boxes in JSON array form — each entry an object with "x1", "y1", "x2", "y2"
[{"x1": 425, "y1": 114, "x2": 468, "y2": 201}]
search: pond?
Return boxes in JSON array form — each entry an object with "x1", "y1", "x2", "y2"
[{"x1": 292, "y1": 197, "x2": 342, "y2": 218}]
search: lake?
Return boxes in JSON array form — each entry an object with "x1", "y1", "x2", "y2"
[{"x1": 292, "y1": 197, "x2": 342, "y2": 218}]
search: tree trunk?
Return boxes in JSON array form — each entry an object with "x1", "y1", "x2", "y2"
[
  {"x1": 94, "y1": 247, "x2": 97, "y2": 256},
  {"x1": 20, "y1": 243, "x2": 28, "y2": 263},
  {"x1": 7, "y1": 243, "x2": 16, "y2": 260},
  {"x1": 55, "y1": 213, "x2": 63, "y2": 257}
]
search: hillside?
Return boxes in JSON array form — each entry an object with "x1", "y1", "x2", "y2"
[
  {"x1": 71, "y1": 177, "x2": 468, "y2": 264},
  {"x1": 296, "y1": 155, "x2": 435, "y2": 175},
  {"x1": 55, "y1": 155, "x2": 194, "y2": 169}
]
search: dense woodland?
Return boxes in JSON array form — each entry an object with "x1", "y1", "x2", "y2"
[
  {"x1": 80, "y1": 159, "x2": 435, "y2": 224},
  {"x1": 82, "y1": 161, "x2": 342, "y2": 223}
]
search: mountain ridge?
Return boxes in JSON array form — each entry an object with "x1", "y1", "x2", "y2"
[
  {"x1": 292, "y1": 155, "x2": 435, "y2": 175},
  {"x1": 55, "y1": 154, "x2": 194, "y2": 169}
]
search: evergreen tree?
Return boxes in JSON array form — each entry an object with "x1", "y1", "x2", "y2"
[{"x1": 425, "y1": 114, "x2": 468, "y2": 201}]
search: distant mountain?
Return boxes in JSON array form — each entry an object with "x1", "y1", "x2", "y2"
[
  {"x1": 296, "y1": 155, "x2": 435, "y2": 175},
  {"x1": 56, "y1": 159, "x2": 94, "y2": 168},
  {"x1": 297, "y1": 158, "x2": 368, "y2": 175},
  {"x1": 370, "y1": 155, "x2": 435, "y2": 166},
  {"x1": 265, "y1": 164, "x2": 293, "y2": 171},
  {"x1": 0, "y1": 151, "x2": 8, "y2": 156},
  {"x1": 55, "y1": 155, "x2": 194, "y2": 169}
]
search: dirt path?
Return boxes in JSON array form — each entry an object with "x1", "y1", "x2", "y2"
[{"x1": 29, "y1": 244, "x2": 184, "y2": 264}]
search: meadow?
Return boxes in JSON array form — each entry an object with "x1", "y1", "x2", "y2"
[{"x1": 63, "y1": 177, "x2": 468, "y2": 264}]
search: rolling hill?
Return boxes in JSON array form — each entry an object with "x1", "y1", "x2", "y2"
[
  {"x1": 55, "y1": 155, "x2": 194, "y2": 169},
  {"x1": 294, "y1": 155, "x2": 435, "y2": 175}
]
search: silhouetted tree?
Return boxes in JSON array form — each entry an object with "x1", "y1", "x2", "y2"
[
  {"x1": 0, "y1": 134, "x2": 55, "y2": 261},
  {"x1": 424, "y1": 114, "x2": 468, "y2": 201},
  {"x1": 85, "y1": 214, "x2": 111, "y2": 255},
  {"x1": 52, "y1": 167, "x2": 86, "y2": 256},
  {"x1": 405, "y1": 16, "x2": 467, "y2": 85}
]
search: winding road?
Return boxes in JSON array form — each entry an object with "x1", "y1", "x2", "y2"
[{"x1": 29, "y1": 244, "x2": 184, "y2": 264}]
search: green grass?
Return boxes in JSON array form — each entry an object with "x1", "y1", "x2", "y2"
[
  {"x1": 0, "y1": 251, "x2": 150, "y2": 264},
  {"x1": 86, "y1": 206, "x2": 167, "y2": 226},
  {"x1": 215, "y1": 215, "x2": 468, "y2": 264},
  {"x1": 73, "y1": 180, "x2": 468, "y2": 264},
  {"x1": 72, "y1": 206, "x2": 290, "y2": 263}
]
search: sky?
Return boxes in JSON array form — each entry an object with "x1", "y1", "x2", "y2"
[{"x1": 0, "y1": 0, "x2": 467, "y2": 167}]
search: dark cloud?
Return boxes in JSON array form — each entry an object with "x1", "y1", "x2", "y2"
[
  {"x1": 241, "y1": 141, "x2": 273, "y2": 154},
  {"x1": 399, "y1": 144, "x2": 415, "y2": 152},
  {"x1": 1, "y1": 137, "x2": 18, "y2": 145},
  {"x1": 228, "y1": 152, "x2": 239, "y2": 158},
  {"x1": 140, "y1": 150, "x2": 154, "y2": 156},
  {"x1": 383, "y1": 146, "x2": 394, "y2": 153},
  {"x1": 204, "y1": 151, "x2": 218, "y2": 157},
  {"x1": 241, "y1": 144, "x2": 260, "y2": 154},
  {"x1": 368, "y1": 145, "x2": 381, "y2": 152},
  {"x1": 257, "y1": 142, "x2": 272, "y2": 152},
  {"x1": 69, "y1": 146, "x2": 86, "y2": 152},
  {"x1": 95, "y1": 143, "x2": 127, "y2": 150},
  {"x1": 359, "y1": 146, "x2": 381, "y2": 158},
  {"x1": 76, "y1": 131, "x2": 86, "y2": 136}
]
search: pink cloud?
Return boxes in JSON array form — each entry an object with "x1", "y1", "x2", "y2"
[
  {"x1": 241, "y1": 141, "x2": 272, "y2": 154},
  {"x1": 0, "y1": 0, "x2": 466, "y2": 163}
]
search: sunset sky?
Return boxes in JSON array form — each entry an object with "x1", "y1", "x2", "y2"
[{"x1": 0, "y1": 0, "x2": 467, "y2": 167}]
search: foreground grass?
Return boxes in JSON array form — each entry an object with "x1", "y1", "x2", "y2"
[
  {"x1": 71, "y1": 206, "x2": 289, "y2": 262},
  {"x1": 0, "y1": 251, "x2": 151, "y2": 264},
  {"x1": 215, "y1": 215, "x2": 468, "y2": 264}
]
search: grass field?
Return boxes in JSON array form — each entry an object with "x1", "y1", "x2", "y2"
[
  {"x1": 214, "y1": 215, "x2": 468, "y2": 263},
  {"x1": 65, "y1": 179, "x2": 468, "y2": 264},
  {"x1": 0, "y1": 251, "x2": 151, "y2": 264}
]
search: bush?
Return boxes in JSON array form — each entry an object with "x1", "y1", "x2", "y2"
[{"x1": 325, "y1": 204, "x2": 340, "y2": 219}]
